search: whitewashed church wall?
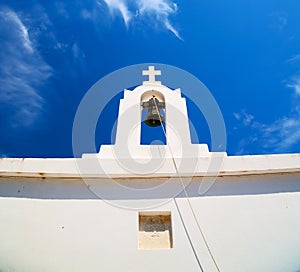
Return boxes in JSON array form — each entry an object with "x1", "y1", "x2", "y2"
[{"x1": 0, "y1": 179, "x2": 299, "y2": 272}]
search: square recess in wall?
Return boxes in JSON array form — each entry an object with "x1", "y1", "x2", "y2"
[{"x1": 138, "y1": 211, "x2": 173, "y2": 249}]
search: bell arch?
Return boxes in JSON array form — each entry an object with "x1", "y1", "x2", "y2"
[
  {"x1": 140, "y1": 90, "x2": 166, "y2": 145},
  {"x1": 96, "y1": 66, "x2": 209, "y2": 159}
]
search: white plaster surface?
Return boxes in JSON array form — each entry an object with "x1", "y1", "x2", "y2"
[{"x1": 0, "y1": 189, "x2": 299, "y2": 272}]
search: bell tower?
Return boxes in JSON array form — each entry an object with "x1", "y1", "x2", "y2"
[{"x1": 97, "y1": 66, "x2": 209, "y2": 160}]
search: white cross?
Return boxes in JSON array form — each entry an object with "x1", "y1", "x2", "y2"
[{"x1": 142, "y1": 66, "x2": 162, "y2": 85}]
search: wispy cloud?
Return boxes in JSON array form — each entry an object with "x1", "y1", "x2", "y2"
[
  {"x1": 269, "y1": 13, "x2": 288, "y2": 31},
  {"x1": 102, "y1": 0, "x2": 132, "y2": 27},
  {"x1": 100, "y1": 0, "x2": 182, "y2": 40},
  {"x1": 287, "y1": 54, "x2": 300, "y2": 63},
  {"x1": 286, "y1": 75, "x2": 300, "y2": 96},
  {"x1": 233, "y1": 110, "x2": 254, "y2": 126},
  {"x1": 137, "y1": 0, "x2": 182, "y2": 40},
  {"x1": 233, "y1": 79, "x2": 300, "y2": 154},
  {"x1": 55, "y1": 2, "x2": 70, "y2": 19},
  {"x1": 260, "y1": 112, "x2": 300, "y2": 152},
  {"x1": 278, "y1": 16, "x2": 287, "y2": 30},
  {"x1": 4, "y1": 10, "x2": 34, "y2": 53},
  {"x1": 233, "y1": 109, "x2": 300, "y2": 154},
  {"x1": 233, "y1": 73, "x2": 300, "y2": 154},
  {"x1": 0, "y1": 8, "x2": 52, "y2": 126}
]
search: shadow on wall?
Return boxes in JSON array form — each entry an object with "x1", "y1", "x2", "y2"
[{"x1": 0, "y1": 173, "x2": 300, "y2": 200}]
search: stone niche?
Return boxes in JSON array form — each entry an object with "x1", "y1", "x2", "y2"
[{"x1": 138, "y1": 211, "x2": 173, "y2": 249}]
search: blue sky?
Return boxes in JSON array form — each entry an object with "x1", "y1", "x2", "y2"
[{"x1": 1, "y1": 0, "x2": 300, "y2": 157}]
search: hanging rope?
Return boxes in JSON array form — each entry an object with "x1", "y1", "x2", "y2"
[{"x1": 152, "y1": 94, "x2": 222, "y2": 272}]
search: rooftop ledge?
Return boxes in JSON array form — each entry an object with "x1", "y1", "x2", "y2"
[{"x1": 0, "y1": 153, "x2": 300, "y2": 179}]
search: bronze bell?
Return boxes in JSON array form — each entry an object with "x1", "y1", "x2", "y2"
[
  {"x1": 142, "y1": 97, "x2": 165, "y2": 127},
  {"x1": 145, "y1": 107, "x2": 165, "y2": 127}
]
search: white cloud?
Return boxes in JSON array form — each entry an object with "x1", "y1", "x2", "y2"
[
  {"x1": 81, "y1": 9, "x2": 93, "y2": 20},
  {"x1": 260, "y1": 112, "x2": 300, "y2": 152},
  {"x1": 233, "y1": 110, "x2": 254, "y2": 126},
  {"x1": 71, "y1": 43, "x2": 85, "y2": 60},
  {"x1": 269, "y1": 13, "x2": 288, "y2": 31},
  {"x1": 234, "y1": 107, "x2": 300, "y2": 153},
  {"x1": 102, "y1": 0, "x2": 132, "y2": 27},
  {"x1": 233, "y1": 112, "x2": 241, "y2": 120},
  {"x1": 286, "y1": 75, "x2": 300, "y2": 96},
  {"x1": 137, "y1": 0, "x2": 182, "y2": 40},
  {"x1": 0, "y1": 8, "x2": 52, "y2": 126},
  {"x1": 161, "y1": 14, "x2": 182, "y2": 40},
  {"x1": 101, "y1": 0, "x2": 182, "y2": 40},
  {"x1": 2, "y1": 10, "x2": 34, "y2": 54},
  {"x1": 278, "y1": 16, "x2": 287, "y2": 30},
  {"x1": 287, "y1": 54, "x2": 300, "y2": 63},
  {"x1": 55, "y1": 2, "x2": 69, "y2": 18},
  {"x1": 234, "y1": 74, "x2": 300, "y2": 154}
]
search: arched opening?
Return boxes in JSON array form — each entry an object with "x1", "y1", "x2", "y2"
[{"x1": 140, "y1": 90, "x2": 166, "y2": 145}]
